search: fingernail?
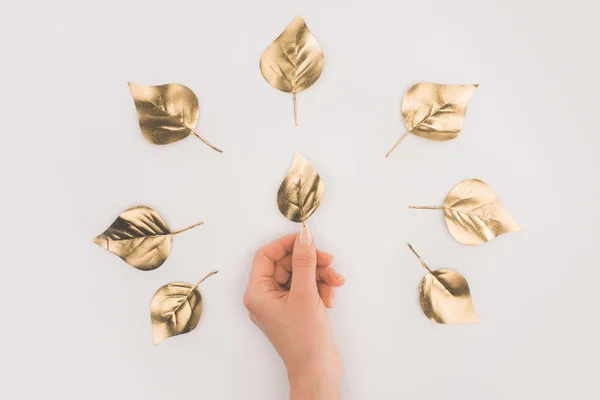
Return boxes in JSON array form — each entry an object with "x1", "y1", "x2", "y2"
[
  {"x1": 333, "y1": 271, "x2": 345, "y2": 282},
  {"x1": 329, "y1": 292, "x2": 335, "y2": 308},
  {"x1": 299, "y1": 225, "x2": 313, "y2": 245}
]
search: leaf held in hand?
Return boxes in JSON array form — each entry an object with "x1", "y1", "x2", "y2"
[
  {"x1": 386, "y1": 83, "x2": 478, "y2": 157},
  {"x1": 260, "y1": 15, "x2": 324, "y2": 126},
  {"x1": 128, "y1": 82, "x2": 223, "y2": 152},
  {"x1": 277, "y1": 152, "x2": 324, "y2": 224},
  {"x1": 408, "y1": 244, "x2": 479, "y2": 324},
  {"x1": 151, "y1": 271, "x2": 218, "y2": 345},
  {"x1": 92, "y1": 206, "x2": 203, "y2": 271},
  {"x1": 410, "y1": 179, "x2": 521, "y2": 246}
]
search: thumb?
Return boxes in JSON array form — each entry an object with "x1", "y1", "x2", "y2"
[{"x1": 291, "y1": 225, "x2": 318, "y2": 296}]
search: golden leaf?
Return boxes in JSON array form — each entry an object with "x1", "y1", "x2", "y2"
[
  {"x1": 128, "y1": 82, "x2": 223, "y2": 153},
  {"x1": 277, "y1": 152, "x2": 324, "y2": 224},
  {"x1": 151, "y1": 271, "x2": 218, "y2": 345},
  {"x1": 408, "y1": 244, "x2": 479, "y2": 324},
  {"x1": 92, "y1": 206, "x2": 203, "y2": 271},
  {"x1": 410, "y1": 179, "x2": 521, "y2": 246},
  {"x1": 260, "y1": 15, "x2": 324, "y2": 126},
  {"x1": 385, "y1": 83, "x2": 478, "y2": 157}
]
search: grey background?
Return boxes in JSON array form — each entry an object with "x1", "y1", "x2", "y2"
[{"x1": 1, "y1": 0, "x2": 599, "y2": 398}]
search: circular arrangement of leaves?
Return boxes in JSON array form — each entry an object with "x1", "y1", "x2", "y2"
[{"x1": 93, "y1": 15, "x2": 521, "y2": 344}]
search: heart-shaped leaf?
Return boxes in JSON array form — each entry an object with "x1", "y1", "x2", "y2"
[
  {"x1": 151, "y1": 271, "x2": 218, "y2": 345},
  {"x1": 93, "y1": 206, "x2": 203, "y2": 270},
  {"x1": 128, "y1": 82, "x2": 223, "y2": 153},
  {"x1": 410, "y1": 179, "x2": 521, "y2": 246},
  {"x1": 408, "y1": 244, "x2": 478, "y2": 324},
  {"x1": 277, "y1": 152, "x2": 324, "y2": 224},
  {"x1": 260, "y1": 15, "x2": 324, "y2": 126},
  {"x1": 386, "y1": 83, "x2": 478, "y2": 157}
]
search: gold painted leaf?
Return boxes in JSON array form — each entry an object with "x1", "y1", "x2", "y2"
[
  {"x1": 151, "y1": 271, "x2": 218, "y2": 345},
  {"x1": 410, "y1": 179, "x2": 521, "y2": 246},
  {"x1": 92, "y1": 206, "x2": 203, "y2": 271},
  {"x1": 277, "y1": 152, "x2": 324, "y2": 224},
  {"x1": 260, "y1": 16, "x2": 324, "y2": 94},
  {"x1": 408, "y1": 244, "x2": 479, "y2": 324},
  {"x1": 128, "y1": 82, "x2": 222, "y2": 153},
  {"x1": 260, "y1": 15, "x2": 324, "y2": 125},
  {"x1": 386, "y1": 83, "x2": 478, "y2": 157}
]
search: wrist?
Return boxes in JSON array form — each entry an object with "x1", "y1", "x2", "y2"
[{"x1": 287, "y1": 355, "x2": 342, "y2": 400}]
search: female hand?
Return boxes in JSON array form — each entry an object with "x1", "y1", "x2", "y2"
[{"x1": 243, "y1": 227, "x2": 344, "y2": 400}]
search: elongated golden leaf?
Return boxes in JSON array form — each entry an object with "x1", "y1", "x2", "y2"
[
  {"x1": 386, "y1": 83, "x2": 478, "y2": 157},
  {"x1": 408, "y1": 244, "x2": 478, "y2": 324},
  {"x1": 277, "y1": 152, "x2": 324, "y2": 224},
  {"x1": 260, "y1": 15, "x2": 324, "y2": 125},
  {"x1": 92, "y1": 206, "x2": 203, "y2": 271},
  {"x1": 410, "y1": 179, "x2": 521, "y2": 246},
  {"x1": 128, "y1": 82, "x2": 222, "y2": 152},
  {"x1": 151, "y1": 271, "x2": 218, "y2": 345}
]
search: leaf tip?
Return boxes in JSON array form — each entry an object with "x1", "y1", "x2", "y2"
[
  {"x1": 474, "y1": 84, "x2": 480, "y2": 88},
  {"x1": 152, "y1": 324, "x2": 166, "y2": 346},
  {"x1": 152, "y1": 335, "x2": 163, "y2": 346},
  {"x1": 511, "y1": 220, "x2": 523, "y2": 232},
  {"x1": 127, "y1": 81, "x2": 140, "y2": 96},
  {"x1": 292, "y1": 151, "x2": 307, "y2": 164},
  {"x1": 92, "y1": 234, "x2": 107, "y2": 249}
]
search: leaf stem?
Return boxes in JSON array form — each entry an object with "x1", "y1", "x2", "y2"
[
  {"x1": 167, "y1": 271, "x2": 219, "y2": 323},
  {"x1": 408, "y1": 206, "x2": 443, "y2": 210},
  {"x1": 385, "y1": 131, "x2": 409, "y2": 158},
  {"x1": 192, "y1": 130, "x2": 223, "y2": 153},
  {"x1": 194, "y1": 270, "x2": 219, "y2": 289},
  {"x1": 293, "y1": 92, "x2": 298, "y2": 126},
  {"x1": 171, "y1": 221, "x2": 204, "y2": 235},
  {"x1": 407, "y1": 243, "x2": 433, "y2": 274}
]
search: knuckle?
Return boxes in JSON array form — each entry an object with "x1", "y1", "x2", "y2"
[
  {"x1": 293, "y1": 289, "x2": 311, "y2": 300},
  {"x1": 291, "y1": 289, "x2": 319, "y2": 305},
  {"x1": 243, "y1": 291, "x2": 254, "y2": 310},
  {"x1": 253, "y1": 249, "x2": 264, "y2": 263},
  {"x1": 294, "y1": 249, "x2": 316, "y2": 266},
  {"x1": 248, "y1": 312, "x2": 257, "y2": 324},
  {"x1": 318, "y1": 267, "x2": 331, "y2": 280}
]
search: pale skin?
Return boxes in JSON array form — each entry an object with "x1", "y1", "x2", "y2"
[{"x1": 243, "y1": 226, "x2": 345, "y2": 400}]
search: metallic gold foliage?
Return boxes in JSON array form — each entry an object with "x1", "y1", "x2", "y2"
[
  {"x1": 260, "y1": 15, "x2": 324, "y2": 125},
  {"x1": 386, "y1": 83, "x2": 478, "y2": 157},
  {"x1": 410, "y1": 179, "x2": 521, "y2": 246},
  {"x1": 128, "y1": 82, "x2": 223, "y2": 152},
  {"x1": 277, "y1": 152, "x2": 324, "y2": 224},
  {"x1": 93, "y1": 206, "x2": 203, "y2": 271},
  {"x1": 408, "y1": 244, "x2": 479, "y2": 324},
  {"x1": 151, "y1": 271, "x2": 218, "y2": 345}
]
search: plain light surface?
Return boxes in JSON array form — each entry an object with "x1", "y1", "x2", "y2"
[{"x1": 1, "y1": 0, "x2": 599, "y2": 398}]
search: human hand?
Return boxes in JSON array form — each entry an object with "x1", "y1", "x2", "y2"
[{"x1": 243, "y1": 226, "x2": 344, "y2": 400}]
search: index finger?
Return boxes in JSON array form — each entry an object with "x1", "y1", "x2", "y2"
[{"x1": 250, "y1": 233, "x2": 298, "y2": 281}]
